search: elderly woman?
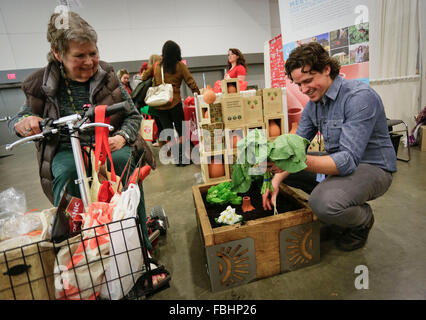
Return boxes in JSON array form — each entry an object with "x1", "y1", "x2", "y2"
[
  {"x1": 9, "y1": 11, "x2": 144, "y2": 208},
  {"x1": 8, "y1": 10, "x2": 166, "y2": 288}
]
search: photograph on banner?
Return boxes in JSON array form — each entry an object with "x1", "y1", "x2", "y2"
[
  {"x1": 350, "y1": 43, "x2": 369, "y2": 64},
  {"x1": 330, "y1": 27, "x2": 349, "y2": 50},
  {"x1": 349, "y1": 22, "x2": 369, "y2": 45},
  {"x1": 330, "y1": 46, "x2": 350, "y2": 66},
  {"x1": 314, "y1": 33, "x2": 330, "y2": 52}
]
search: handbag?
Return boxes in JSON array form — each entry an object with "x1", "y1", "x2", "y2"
[{"x1": 144, "y1": 65, "x2": 173, "y2": 107}]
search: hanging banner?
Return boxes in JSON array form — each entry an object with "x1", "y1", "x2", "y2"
[
  {"x1": 269, "y1": 34, "x2": 286, "y2": 88},
  {"x1": 277, "y1": 0, "x2": 371, "y2": 118}
]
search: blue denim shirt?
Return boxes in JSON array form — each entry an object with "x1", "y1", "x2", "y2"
[{"x1": 296, "y1": 75, "x2": 397, "y2": 176}]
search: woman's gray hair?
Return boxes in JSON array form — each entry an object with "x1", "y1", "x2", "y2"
[{"x1": 46, "y1": 11, "x2": 97, "y2": 62}]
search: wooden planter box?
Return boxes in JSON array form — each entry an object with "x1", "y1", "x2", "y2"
[{"x1": 192, "y1": 180, "x2": 320, "y2": 292}]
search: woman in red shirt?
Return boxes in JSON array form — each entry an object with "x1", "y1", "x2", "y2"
[{"x1": 225, "y1": 48, "x2": 247, "y2": 81}]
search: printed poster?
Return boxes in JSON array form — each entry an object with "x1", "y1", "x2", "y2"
[{"x1": 277, "y1": 0, "x2": 371, "y2": 114}]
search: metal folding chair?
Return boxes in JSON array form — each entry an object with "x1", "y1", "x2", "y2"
[{"x1": 387, "y1": 119, "x2": 410, "y2": 162}]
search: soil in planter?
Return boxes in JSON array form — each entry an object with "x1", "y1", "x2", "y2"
[{"x1": 202, "y1": 180, "x2": 305, "y2": 228}]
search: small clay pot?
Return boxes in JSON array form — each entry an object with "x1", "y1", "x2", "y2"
[
  {"x1": 269, "y1": 120, "x2": 281, "y2": 137},
  {"x1": 242, "y1": 196, "x2": 255, "y2": 212},
  {"x1": 287, "y1": 107, "x2": 303, "y2": 129},
  {"x1": 289, "y1": 122, "x2": 298, "y2": 134},
  {"x1": 227, "y1": 83, "x2": 237, "y2": 93},
  {"x1": 208, "y1": 159, "x2": 225, "y2": 178}
]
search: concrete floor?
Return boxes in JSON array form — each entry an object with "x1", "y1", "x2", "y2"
[{"x1": 0, "y1": 142, "x2": 425, "y2": 300}]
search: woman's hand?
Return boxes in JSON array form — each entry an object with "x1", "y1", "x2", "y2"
[
  {"x1": 14, "y1": 116, "x2": 43, "y2": 137},
  {"x1": 108, "y1": 135, "x2": 126, "y2": 152}
]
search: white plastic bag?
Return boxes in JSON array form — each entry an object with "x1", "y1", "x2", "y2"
[
  {"x1": 0, "y1": 187, "x2": 27, "y2": 223},
  {"x1": 100, "y1": 183, "x2": 144, "y2": 300}
]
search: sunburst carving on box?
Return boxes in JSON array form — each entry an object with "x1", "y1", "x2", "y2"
[
  {"x1": 205, "y1": 238, "x2": 256, "y2": 292},
  {"x1": 216, "y1": 244, "x2": 250, "y2": 286},
  {"x1": 280, "y1": 222, "x2": 320, "y2": 272},
  {"x1": 286, "y1": 227, "x2": 313, "y2": 266}
]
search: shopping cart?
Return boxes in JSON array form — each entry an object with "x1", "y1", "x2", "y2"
[
  {"x1": 0, "y1": 216, "x2": 170, "y2": 300},
  {"x1": 1, "y1": 103, "x2": 170, "y2": 299}
]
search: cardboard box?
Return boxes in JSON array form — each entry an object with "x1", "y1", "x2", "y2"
[
  {"x1": 224, "y1": 127, "x2": 246, "y2": 154},
  {"x1": 246, "y1": 123, "x2": 266, "y2": 136},
  {"x1": 421, "y1": 125, "x2": 426, "y2": 152},
  {"x1": 265, "y1": 115, "x2": 285, "y2": 140},
  {"x1": 199, "y1": 104, "x2": 211, "y2": 125},
  {"x1": 221, "y1": 96, "x2": 245, "y2": 127},
  {"x1": 263, "y1": 88, "x2": 284, "y2": 116},
  {"x1": 243, "y1": 96, "x2": 263, "y2": 124},
  {"x1": 1, "y1": 242, "x2": 56, "y2": 300},
  {"x1": 208, "y1": 103, "x2": 223, "y2": 124},
  {"x1": 221, "y1": 78, "x2": 240, "y2": 96},
  {"x1": 200, "y1": 152, "x2": 230, "y2": 184},
  {"x1": 200, "y1": 122, "x2": 225, "y2": 153}
]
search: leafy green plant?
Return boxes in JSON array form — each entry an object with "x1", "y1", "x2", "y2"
[{"x1": 230, "y1": 129, "x2": 310, "y2": 195}]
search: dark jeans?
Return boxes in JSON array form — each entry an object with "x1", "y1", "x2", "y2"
[
  {"x1": 156, "y1": 103, "x2": 185, "y2": 138},
  {"x1": 285, "y1": 163, "x2": 393, "y2": 228}
]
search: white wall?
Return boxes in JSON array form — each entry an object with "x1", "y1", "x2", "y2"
[{"x1": 0, "y1": 0, "x2": 274, "y2": 70}]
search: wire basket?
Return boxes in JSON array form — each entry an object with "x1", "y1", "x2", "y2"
[{"x1": 0, "y1": 217, "x2": 163, "y2": 300}]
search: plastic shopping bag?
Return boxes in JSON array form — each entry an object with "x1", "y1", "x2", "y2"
[
  {"x1": 140, "y1": 115, "x2": 157, "y2": 142},
  {"x1": 100, "y1": 183, "x2": 143, "y2": 300},
  {"x1": 54, "y1": 200, "x2": 116, "y2": 300}
]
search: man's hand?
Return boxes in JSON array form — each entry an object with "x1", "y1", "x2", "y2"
[
  {"x1": 262, "y1": 171, "x2": 289, "y2": 211},
  {"x1": 108, "y1": 135, "x2": 126, "y2": 152},
  {"x1": 14, "y1": 116, "x2": 43, "y2": 137},
  {"x1": 266, "y1": 161, "x2": 285, "y2": 174}
]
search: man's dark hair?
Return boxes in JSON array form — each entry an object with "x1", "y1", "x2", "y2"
[{"x1": 284, "y1": 42, "x2": 341, "y2": 81}]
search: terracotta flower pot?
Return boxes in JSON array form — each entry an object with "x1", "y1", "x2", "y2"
[
  {"x1": 242, "y1": 196, "x2": 255, "y2": 212},
  {"x1": 269, "y1": 120, "x2": 281, "y2": 137},
  {"x1": 208, "y1": 159, "x2": 225, "y2": 178},
  {"x1": 289, "y1": 122, "x2": 298, "y2": 134},
  {"x1": 288, "y1": 107, "x2": 303, "y2": 130},
  {"x1": 203, "y1": 85, "x2": 216, "y2": 104}
]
